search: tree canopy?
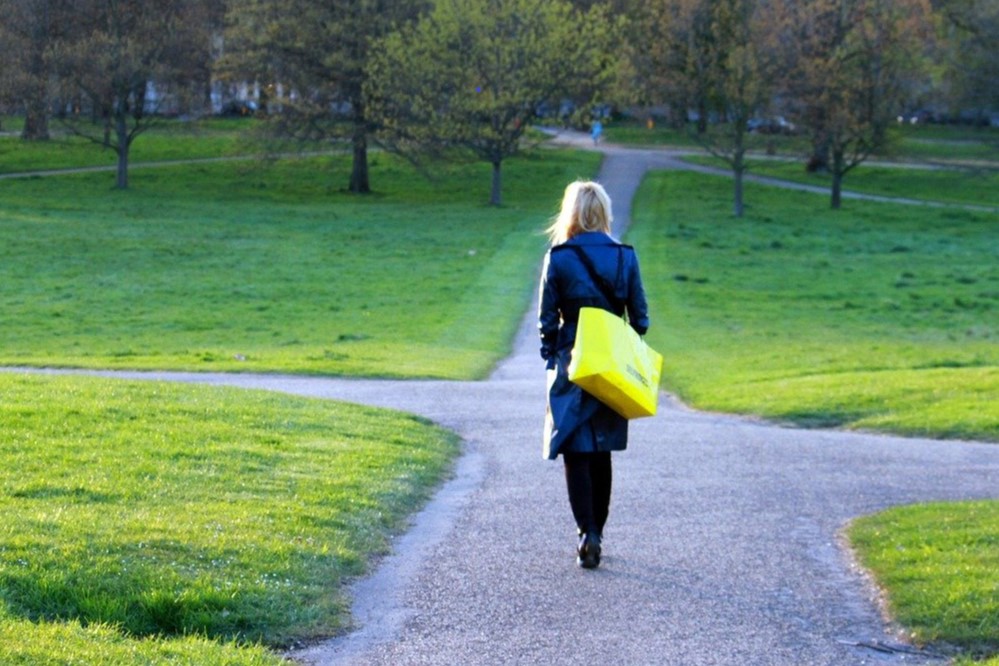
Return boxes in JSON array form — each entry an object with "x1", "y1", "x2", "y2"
[
  {"x1": 366, "y1": 0, "x2": 620, "y2": 205},
  {"x1": 221, "y1": 0, "x2": 430, "y2": 193}
]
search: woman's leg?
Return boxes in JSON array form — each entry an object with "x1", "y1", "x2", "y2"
[
  {"x1": 562, "y1": 452, "x2": 597, "y2": 534},
  {"x1": 592, "y1": 452, "x2": 612, "y2": 535},
  {"x1": 563, "y1": 452, "x2": 604, "y2": 568}
]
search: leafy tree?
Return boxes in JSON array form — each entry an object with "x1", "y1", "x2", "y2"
[
  {"x1": 366, "y1": 0, "x2": 619, "y2": 206},
  {"x1": 49, "y1": 0, "x2": 213, "y2": 189},
  {"x1": 221, "y1": 0, "x2": 430, "y2": 194},
  {"x1": 784, "y1": 0, "x2": 934, "y2": 208}
]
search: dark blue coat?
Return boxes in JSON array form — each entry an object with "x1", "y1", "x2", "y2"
[{"x1": 538, "y1": 232, "x2": 650, "y2": 460}]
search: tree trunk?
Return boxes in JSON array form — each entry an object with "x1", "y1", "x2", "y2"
[
  {"x1": 490, "y1": 159, "x2": 502, "y2": 206},
  {"x1": 22, "y1": 100, "x2": 50, "y2": 141},
  {"x1": 808, "y1": 139, "x2": 829, "y2": 173},
  {"x1": 349, "y1": 123, "x2": 370, "y2": 193},
  {"x1": 732, "y1": 138, "x2": 746, "y2": 218},
  {"x1": 115, "y1": 111, "x2": 129, "y2": 190},
  {"x1": 21, "y1": 40, "x2": 50, "y2": 140},
  {"x1": 830, "y1": 148, "x2": 844, "y2": 209},
  {"x1": 22, "y1": 82, "x2": 51, "y2": 141},
  {"x1": 733, "y1": 169, "x2": 745, "y2": 218}
]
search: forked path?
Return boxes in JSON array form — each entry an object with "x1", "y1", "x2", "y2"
[{"x1": 10, "y1": 145, "x2": 999, "y2": 665}]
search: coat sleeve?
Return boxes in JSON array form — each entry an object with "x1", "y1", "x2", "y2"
[
  {"x1": 626, "y1": 249, "x2": 650, "y2": 335},
  {"x1": 538, "y1": 250, "x2": 560, "y2": 366}
]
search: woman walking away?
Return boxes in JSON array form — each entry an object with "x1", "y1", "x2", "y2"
[{"x1": 538, "y1": 180, "x2": 650, "y2": 569}]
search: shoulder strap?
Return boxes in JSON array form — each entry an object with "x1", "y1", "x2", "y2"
[{"x1": 564, "y1": 244, "x2": 624, "y2": 311}]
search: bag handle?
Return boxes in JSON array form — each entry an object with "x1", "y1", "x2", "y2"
[{"x1": 566, "y1": 244, "x2": 624, "y2": 314}]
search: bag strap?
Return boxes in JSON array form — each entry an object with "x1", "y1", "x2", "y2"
[{"x1": 565, "y1": 244, "x2": 624, "y2": 312}]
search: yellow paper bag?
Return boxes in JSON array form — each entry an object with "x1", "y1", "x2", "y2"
[{"x1": 567, "y1": 307, "x2": 663, "y2": 419}]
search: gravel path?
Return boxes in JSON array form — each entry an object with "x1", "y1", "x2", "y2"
[{"x1": 7, "y1": 137, "x2": 998, "y2": 665}]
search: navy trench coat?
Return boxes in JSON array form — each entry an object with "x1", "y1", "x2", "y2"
[{"x1": 538, "y1": 232, "x2": 650, "y2": 460}]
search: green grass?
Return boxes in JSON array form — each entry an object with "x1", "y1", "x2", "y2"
[
  {"x1": 0, "y1": 610, "x2": 283, "y2": 665},
  {"x1": 0, "y1": 149, "x2": 600, "y2": 378},
  {"x1": 0, "y1": 372, "x2": 458, "y2": 662},
  {"x1": 848, "y1": 501, "x2": 999, "y2": 659},
  {"x1": 629, "y1": 170, "x2": 999, "y2": 442},
  {"x1": 604, "y1": 118, "x2": 999, "y2": 164},
  {"x1": 889, "y1": 124, "x2": 999, "y2": 162},
  {"x1": 684, "y1": 154, "x2": 999, "y2": 208},
  {"x1": 602, "y1": 119, "x2": 704, "y2": 148},
  {"x1": 0, "y1": 118, "x2": 264, "y2": 174}
]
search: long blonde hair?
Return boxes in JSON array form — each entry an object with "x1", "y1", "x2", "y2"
[{"x1": 546, "y1": 180, "x2": 613, "y2": 245}]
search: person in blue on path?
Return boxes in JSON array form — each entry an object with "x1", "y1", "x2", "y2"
[
  {"x1": 537, "y1": 180, "x2": 650, "y2": 569},
  {"x1": 590, "y1": 119, "x2": 603, "y2": 145}
]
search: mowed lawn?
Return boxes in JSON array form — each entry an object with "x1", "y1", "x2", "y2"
[
  {"x1": 3, "y1": 130, "x2": 997, "y2": 663},
  {"x1": 631, "y1": 170, "x2": 998, "y2": 443},
  {"x1": 0, "y1": 146, "x2": 600, "y2": 664},
  {"x1": 0, "y1": 373, "x2": 458, "y2": 664},
  {"x1": 0, "y1": 149, "x2": 601, "y2": 378}
]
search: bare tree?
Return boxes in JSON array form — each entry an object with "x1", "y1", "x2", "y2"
[
  {"x1": 632, "y1": 0, "x2": 717, "y2": 131},
  {"x1": 49, "y1": 0, "x2": 212, "y2": 189},
  {"x1": 785, "y1": 0, "x2": 934, "y2": 208},
  {"x1": 635, "y1": 0, "x2": 781, "y2": 217}
]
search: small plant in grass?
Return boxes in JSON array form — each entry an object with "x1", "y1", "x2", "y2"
[
  {"x1": 849, "y1": 501, "x2": 999, "y2": 660},
  {"x1": 0, "y1": 373, "x2": 459, "y2": 660}
]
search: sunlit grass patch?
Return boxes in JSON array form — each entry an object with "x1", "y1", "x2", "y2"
[
  {"x1": 630, "y1": 170, "x2": 998, "y2": 441},
  {"x1": 0, "y1": 372, "x2": 459, "y2": 655},
  {"x1": 849, "y1": 501, "x2": 999, "y2": 659},
  {"x1": 0, "y1": 149, "x2": 600, "y2": 378}
]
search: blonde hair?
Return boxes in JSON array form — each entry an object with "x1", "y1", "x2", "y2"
[{"x1": 546, "y1": 180, "x2": 613, "y2": 245}]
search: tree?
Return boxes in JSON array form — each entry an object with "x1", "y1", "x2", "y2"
[
  {"x1": 785, "y1": 0, "x2": 934, "y2": 208},
  {"x1": 49, "y1": 0, "x2": 212, "y2": 189},
  {"x1": 366, "y1": 0, "x2": 619, "y2": 206},
  {"x1": 633, "y1": 0, "x2": 779, "y2": 217},
  {"x1": 0, "y1": 0, "x2": 69, "y2": 140},
  {"x1": 629, "y1": 0, "x2": 718, "y2": 132},
  {"x1": 935, "y1": 0, "x2": 999, "y2": 122},
  {"x1": 221, "y1": 0, "x2": 430, "y2": 194}
]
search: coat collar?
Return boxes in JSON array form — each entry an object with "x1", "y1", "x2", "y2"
[{"x1": 566, "y1": 231, "x2": 618, "y2": 246}]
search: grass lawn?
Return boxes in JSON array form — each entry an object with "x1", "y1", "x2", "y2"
[
  {"x1": 683, "y1": 154, "x2": 999, "y2": 209},
  {"x1": 630, "y1": 170, "x2": 999, "y2": 442},
  {"x1": 848, "y1": 501, "x2": 999, "y2": 661},
  {"x1": 0, "y1": 372, "x2": 458, "y2": 663},
  {"x1": 0, "y1": 118, "x2": 266, "y2": 174},
  {"x1": 0, "y1": 140, "x2": 599, "y2": 663},
  {"x1": 0, "y1": 149, "x2": 600, "y2": 378},
  {"x1": 603, "y1": 117, "x2": 999, "y2": 166}
]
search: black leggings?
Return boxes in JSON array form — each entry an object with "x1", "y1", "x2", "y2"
[{"x1": 562, "y1": 451, "x2": 612, "y2": 535}]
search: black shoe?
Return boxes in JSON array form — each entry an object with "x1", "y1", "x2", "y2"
[{"x1": 577, "y1": 530, "x2": 601, "y2": 569}]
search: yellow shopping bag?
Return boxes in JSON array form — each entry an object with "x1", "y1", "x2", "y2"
[{"x1": 567, "y1": 307, "x2": 663, "y2": 419}]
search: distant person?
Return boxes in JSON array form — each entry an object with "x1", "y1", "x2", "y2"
[
  {"x1": 538, "y1": 180, "x2": 650, "y2": 569},
  {"x1": 591, "y1": 120, "x2": 603, "y2": 145}
]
